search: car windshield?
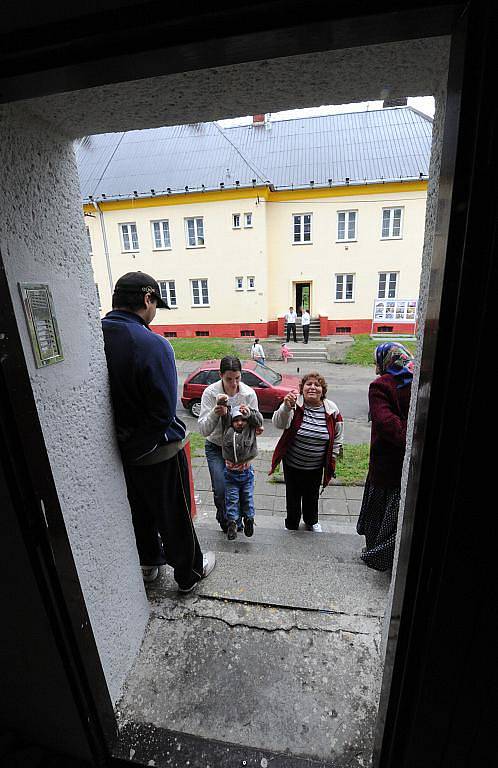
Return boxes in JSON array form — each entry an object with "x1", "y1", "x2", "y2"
[{"x1": 253, "y1": 363, "x2": 281, "y2": 385}]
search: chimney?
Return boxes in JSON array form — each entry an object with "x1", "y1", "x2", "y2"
[
  {"x1": 382, "y1": 97, "x2": 408, "y2": 108},
  {"x1": 252, "y1": 114, "x2": 266, "y2": 126}
]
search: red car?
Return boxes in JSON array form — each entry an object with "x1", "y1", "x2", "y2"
[{"x1": 181, "y1": 360, "x2": 300, "y2": 417}]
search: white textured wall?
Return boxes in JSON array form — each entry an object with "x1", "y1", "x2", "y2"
[
  {"x1": 0, "y1": 104, "x2": 150, "y2": 703},
  {"x1": 380, "y1": 88, "x2": 447, "y2": 660}
]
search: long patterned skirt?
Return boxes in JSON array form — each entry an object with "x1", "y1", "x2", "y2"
[{"x1": 356, "y1": 475, "x2": 400, "y2": 571}]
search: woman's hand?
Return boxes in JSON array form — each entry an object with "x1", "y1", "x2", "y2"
[
  {"x1": 238, "y1": 403, "x2": 250, "y2": 416},
  {"x1": 214, "y1": 404, "x2": 228, "y2": 416},
  {"x1": 255, "y1": 426, "x2": 264, "y2": 436},
  {"x1": 283, "y1": 390, "x2": 298, "y2": 410}
]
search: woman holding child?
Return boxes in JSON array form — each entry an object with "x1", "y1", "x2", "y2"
[
  {"x1": 270, "y1": 372, "x2": 344, "y2": 532},
  {"x1": 198, "y1": 356, "x2": 262, "y2": 536}
]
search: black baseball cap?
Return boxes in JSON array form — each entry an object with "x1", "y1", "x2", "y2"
[{"x1": 113, "y1": 272, "x2": 169, "y2": 309}]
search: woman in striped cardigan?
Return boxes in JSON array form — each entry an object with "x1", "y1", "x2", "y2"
[{"x1": 270, "y1": 372, "x2": 344, "y2": 532}]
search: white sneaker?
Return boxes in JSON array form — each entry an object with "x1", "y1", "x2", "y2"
[
  {"x1": 202, "y1": 551, "x2": 216, "y2": 579},
  {"x1": 141, "y1": 565, "x2": 159, "y2": 582},
  {"x1": 305, "y1": 523, "x2": 322, "y2": 533}
]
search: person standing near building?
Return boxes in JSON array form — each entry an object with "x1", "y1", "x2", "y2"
[
  {"x1": 198, "y1": 356, "x2": 260, "y2": 532},
  {"x1": 356, "y1": 343, "x2": 413, "y2": 571},
  {"x1": 301, "y1": 307, "x2": 311, "y2": 344},
  {"x1": 250, "y1": 338, "x2": 265, "y2": 365},
  {"x1": 285, "y1": 306, "x2": 297, "y2": 343},
  {"x1": 101, "y1": 271, "x2": 215, "y2": 590}
]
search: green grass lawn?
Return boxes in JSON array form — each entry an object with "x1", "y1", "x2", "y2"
[
  {"x1": 336, "y1": 443, "x2": 369, "y2": 484},
  {"x1": 345, "y1": 334, "x2": 417, "y2": 366},
  {"x1": 169, "y1": 337, "x2": 238, "y2": 360},
  {"x1": 188, "y1": 431, "x2": 206, "y2": 458}
]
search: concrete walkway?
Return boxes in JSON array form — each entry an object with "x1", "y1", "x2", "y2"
[{"x1": 116, "y1": 453, "x2": 389, "y2": 767}]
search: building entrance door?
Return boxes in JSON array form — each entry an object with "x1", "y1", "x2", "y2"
[{"x1": 295, "y1": 283, "x2": 311, "y2": 316}]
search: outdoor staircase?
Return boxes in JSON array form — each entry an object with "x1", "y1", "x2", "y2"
[
  {"x1": 118, "y1": 509, "x2": 389, "y2": 766},
  {"x1": 283, "y1": 317, "x2": 328, "y2": 360}
]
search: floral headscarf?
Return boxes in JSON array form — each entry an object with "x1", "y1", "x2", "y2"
[{"x1": 375, "y1": 342, "x2": 414, "y2": 388}]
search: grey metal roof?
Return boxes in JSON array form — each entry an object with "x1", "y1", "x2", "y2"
[{"x1": 76, "y1": 107, "x2": 432, "y2": 202}]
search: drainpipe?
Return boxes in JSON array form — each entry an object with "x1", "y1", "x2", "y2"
[{"x1": 92, "y1": 200, "x2": 113, "y2": 295}]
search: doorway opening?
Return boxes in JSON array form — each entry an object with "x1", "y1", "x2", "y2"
[{"x1": 295, "y1": 282, "x2": 311, "y2": 316}]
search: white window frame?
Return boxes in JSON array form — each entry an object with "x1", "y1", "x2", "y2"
[
  {"x1": 292, "y1": 213, "x2": 312, "y2": 244},
  {"x1": 191, "y1": 278, "x2": 209, "y2": 307},
  {"x1": 381, "y1": 207, "x2": 404, "y2": 239},
  {"x1": 158, "y1": 280, "x2": 177, "y2": 308},
  {"x1": 235, "y1": 276, "x2": 244, "y2": 291},
  {"x1": 232, "y1": 213, "x2": 241, "y2": 229},
  {"x1": 334, "y1": 273, "x2": 355, "y2": 302},
  {"x1": 378, "y1": 271, "x2": 399, "y2": 300},
  {"x1": 119, "y1": 222, "x2": 139, "y2": 252},
  {"x1": 247, "y1": 276, "x2": 255, "y2": 291},
  {"x1": 151, "y1": 219, "x2": 171, "y2": 250},
  {"x1": 185, "y1": 217, "x2": 205, "y2": 248},
  {"x1": 244, "y1": 212, "x2": 253, "y2": 228},
  {"x1": 336, "y1": 210, "x2": 358, "y2": 242}
]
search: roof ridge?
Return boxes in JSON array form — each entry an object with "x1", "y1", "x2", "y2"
[{"x1": 223, "y1": 105, "x2": 427, "y2": 130}]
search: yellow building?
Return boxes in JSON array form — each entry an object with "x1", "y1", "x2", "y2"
[{"x1": 79, "y1": 108, "x2": 430, "y2": 336}]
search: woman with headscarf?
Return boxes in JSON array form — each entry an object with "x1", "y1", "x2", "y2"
[{"x1": 357, "y1": 342, "x2": 414, "y2": 571}]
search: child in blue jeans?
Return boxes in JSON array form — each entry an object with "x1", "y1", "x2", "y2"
[{"x1": 222, "y1": 404, "x2": 263, "y2": 540}]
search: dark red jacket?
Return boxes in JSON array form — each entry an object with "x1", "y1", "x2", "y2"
[{"x1": 368, "y1": 374, "x2": 411, "y2": 488}]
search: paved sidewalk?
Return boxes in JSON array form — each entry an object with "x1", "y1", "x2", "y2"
[{"x1": 191, "y1": 450, "x2": 364, "y2": 527}]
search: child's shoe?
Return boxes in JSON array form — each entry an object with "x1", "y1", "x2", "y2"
[
  {"x1": 243, "y1": 517, "x2": 254, "y2": 537},
  {"x1": 227, "y1": 521, "x2": 237, "y2": 540}
]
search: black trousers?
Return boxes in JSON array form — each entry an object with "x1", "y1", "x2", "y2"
[
  {"x1": 282, "y1": 460, "x2": 322, "y2": 529},
  {"x1": 302, "y1": 324, "x2": 310, "y2": 343},
  {"x1": 286, "y1": 323, "x2": 297, "y2": 342},
  {"x1": 123, "y1": 448, "x2": 203, "y2": 589}
]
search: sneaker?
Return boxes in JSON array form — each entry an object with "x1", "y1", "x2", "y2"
[
  {"x1": 202, "y1": 551, "x2": 216, "y2": 579},
  {"x1": 243, "y1": 517, "x2": 254, "y2": 537},
  {"x1": 141, "y1": 565, "x2": 159, "y2": 583},
  {"x1": 227, "y1": 521, "x2": 237, "y2": 540},
  {"x1": 305, "y1": 523, "x2": 322, "y2": 532}
]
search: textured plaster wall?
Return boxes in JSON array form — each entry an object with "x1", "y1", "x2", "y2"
[
  {"x1": 380, "y1": 87, "x2": 447, "y2": 659},
  {"x1": 23, "y1": 38, "x2": 449, "y2": 138},
  {"x1": 0, "y1": 104, "x2": 150, "y2": 703}
]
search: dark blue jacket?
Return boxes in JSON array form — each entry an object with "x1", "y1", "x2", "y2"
[{"x1": 102, "y1": 310, "x2": 186, "y2": 464}]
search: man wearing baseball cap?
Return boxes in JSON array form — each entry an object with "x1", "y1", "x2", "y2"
[{"x1": 101, "y1": 271, "x2": 215, "y2": 591}]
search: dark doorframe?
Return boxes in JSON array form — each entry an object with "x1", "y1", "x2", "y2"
[
  {"x1": 295, "y1": 282, "x2": 311, "y2": 316},
  {"x1": 1, "y1": 2, "x2": 496, "y2": 767}
]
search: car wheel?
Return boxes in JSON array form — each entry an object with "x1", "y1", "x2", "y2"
[{"x1": 189, "y1": 400, "x2": 201, "y2": 418}]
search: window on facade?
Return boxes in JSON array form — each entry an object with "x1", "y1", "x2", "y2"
[
  {"x1": 293, "y1": 213, "x2": 312, "y2": 243},
  {"x1": 232, "y1": 213, "x2": 241, "y2": 229},
  {"x1": 247, "y1": 276, "x2": 255, "y2": 290},
  {"x1": 335, "y1": 273, "x2": 355, "y2": 301},
  {"x1": 185, "y1": 217, "x2": 205, "y2": 247},
  {"x1": 378, "y1": 272, "x2": 398, "y2": 299},
  {"x1": 191, "y1": 279, "x2": 209, "y2": 306},
  {"x1": 152, "y1": 220, "x2": 171, "y2": 249},
  {"x1": 235, "y1": 277, "x2": 244, "y2": 291},
  {"x1": 158, "y1": 280, "x2": 177, "y2": 307},
  {"x1": 119, "y1": 222, "x2": 139, "y2": 251},
  {"x1": 337, "y1": 210, "x2": 357, "y2": 241},
  {"x1": 86, "y1": 226, "x2": 93, "y2": 254},
  {"x1": 382, "y1": 207, "x2": 403, "y2": 238},
  {"x1": 163, "y1": 331, "x2": 177, "y2": 337},
  {"x1": 240, "y1": 329, "x2": 255, "y2": 336},
  {"x1": 95, "y1": 283, "x2": 101, "y2": 309},
  {"x1": 244, "y1": 212, "x2": 253, "y2": 228},
  {"x1": 195, "y1": 330, "x2": 210, "y2": 336}
]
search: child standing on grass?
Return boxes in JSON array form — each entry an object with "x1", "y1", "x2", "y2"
[
  {"x1": 222, "y1": 403, "x2": 263, "y2": 540},
  {"x1": 281, "y1": 342, "x2": 293, "y2": 363}
]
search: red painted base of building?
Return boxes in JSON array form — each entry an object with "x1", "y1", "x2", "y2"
[{"x1": 151, "y1": 318, "x2": 416, "y2": 338}]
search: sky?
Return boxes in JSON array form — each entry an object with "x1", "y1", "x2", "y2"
[{"x1": 218, "y1": 97, "x2": 435, "y2": 127}]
